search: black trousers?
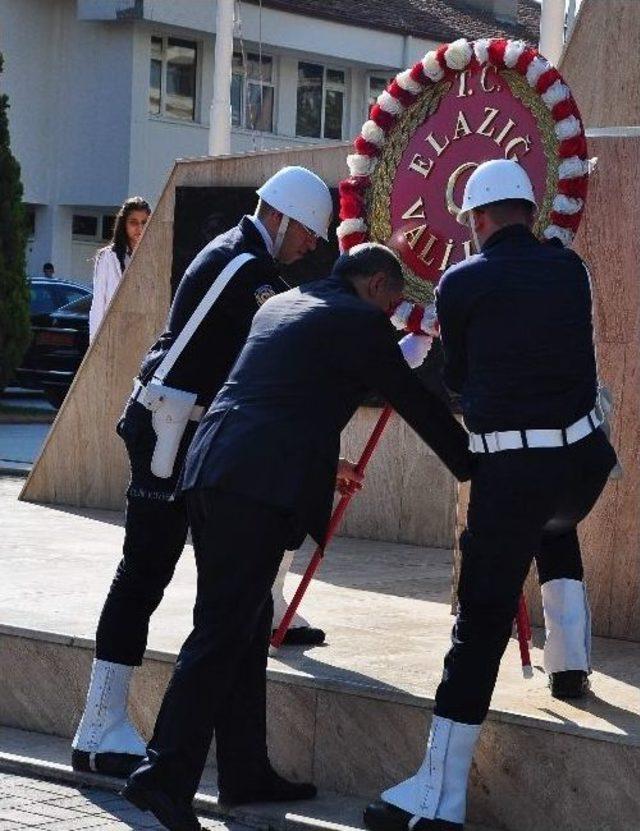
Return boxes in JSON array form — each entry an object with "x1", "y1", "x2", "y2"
[
  {"x1": 95, "y1": 400, "x2": 196, "y2": 665},
  {"x1": 129, "y1": 488, "x2": 296, "y2": 802},
  {"x1": 435, "y1": 428, "x2": 616, "y2": 725}
]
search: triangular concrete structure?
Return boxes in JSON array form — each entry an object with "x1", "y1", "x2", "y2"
[{"x1": 20, "y1": 145, "x2": 350, "y2": 510}]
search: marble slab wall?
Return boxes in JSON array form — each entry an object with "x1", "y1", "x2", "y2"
[{"x1": 2, "y1": 631, "x2": 638, "y2": 831}]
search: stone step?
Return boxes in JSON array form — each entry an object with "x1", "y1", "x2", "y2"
[
  {"x1": 0, "y1": 726, "x2": 499, "y2": 831},
  {"x1": 2, "y1": 477, "x2": 638, "y2": 831},
  {"x1": 1, "y1": 625, "x2": 638, "y2": 831}
]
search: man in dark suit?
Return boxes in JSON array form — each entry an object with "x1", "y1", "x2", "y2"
[{"x1": 123, "y1": 243, "x2": 473, "y2": 831}]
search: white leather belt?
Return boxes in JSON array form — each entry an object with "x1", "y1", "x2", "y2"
[
  {"x1": 469, "y1": 408, "x2": 602, "y2": 454},
  {"x1": 131, "y1": 379, "x2": 204, "y2": 422}
]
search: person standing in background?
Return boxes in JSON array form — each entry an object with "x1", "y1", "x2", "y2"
[{"x1": 89, "y1": 197, "x2": 151, "y2": 341}]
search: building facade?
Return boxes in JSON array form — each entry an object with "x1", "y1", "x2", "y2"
[{"x1": 1, "y1": 0, "x2": 539, "y2": 284}]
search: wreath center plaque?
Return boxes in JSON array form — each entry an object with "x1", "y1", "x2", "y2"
[{"x1": 339, "y1": 38, "x2": 588, "y2": 307}]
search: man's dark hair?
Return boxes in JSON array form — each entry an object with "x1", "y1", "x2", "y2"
[
  {"x1": 333, "y1": 242, "x2": 404, "y2": 288},
  {"x1": 43, "y1": 262, "x2": 54, "y2": 271},
  {"x1": 479, "y1": 198, "x2": 535, "y2": 227}
]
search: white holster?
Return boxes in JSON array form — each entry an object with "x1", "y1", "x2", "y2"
[
  {"x1": 131, "y1": 252, "x2": 256, "y2": 479},
  {"x1": 144, "y1": 380, "x2": 198, "y2": 479}
]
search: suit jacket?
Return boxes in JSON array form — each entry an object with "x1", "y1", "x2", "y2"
[
  {"x1": 139, "y1": 216, "x2": 289, "y2": 409},
  {"x1": 181, "y1": 273, "x2": 473, "y2": 545}
]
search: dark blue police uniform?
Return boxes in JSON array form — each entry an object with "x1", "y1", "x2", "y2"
[{"x1": 434, "y1": 224, "x2": 616, "y2": 723}]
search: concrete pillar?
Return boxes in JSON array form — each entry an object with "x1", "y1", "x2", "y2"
[
  {"x1": 33, "y1": 205, "x2": 73, "y2": 280},
  {"x1": 539, "y1": 0, "x2": 566, "y2": 65},
  {"x1": 209, "y1": 0, "x2": 234, "y2": 156}
]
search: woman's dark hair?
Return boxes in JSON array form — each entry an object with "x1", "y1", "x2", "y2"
[{"x1": 111, "y1": 196, "x2": 151, "y2": 271}]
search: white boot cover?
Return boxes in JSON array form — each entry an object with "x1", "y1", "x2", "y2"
[
  {"x1": 381, "y1": 715, "x2": 481, "y2": 825},
  {"x1": 542, "y1": 578, "x2": 592, "y2": 674},
  {"x1": 72, "y1": 659, "x2": 146, "y2": 759},
  {"x1": 272, "y1": 549, "x2": 310, "y2": 629}
]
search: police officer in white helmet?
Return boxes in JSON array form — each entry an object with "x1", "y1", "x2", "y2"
[
  {"x1": 364, "y1": 159, "x2": 616, "y2": 831},
  {"x1": 72, "y1": 166, "x2": 346, "y2": 783}
]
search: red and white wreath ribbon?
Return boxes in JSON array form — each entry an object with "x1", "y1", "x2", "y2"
[{"x1": 338, "y1": 37, "x2": 590, "y2": 335}]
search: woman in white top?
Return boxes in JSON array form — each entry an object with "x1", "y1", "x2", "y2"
[{"x1": 89, "y1": 196, "x2": 151, "y2": 341}]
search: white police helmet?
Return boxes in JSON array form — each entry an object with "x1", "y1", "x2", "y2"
[
  {"x1": 257, "y1": 166, "x2": 333, "y2": 241},
  {"x1": 457, "y1": 159, "x2": 536, "y2": 226}
]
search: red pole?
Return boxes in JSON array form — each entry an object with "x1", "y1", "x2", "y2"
[
  {"x1": 270, "y1": 406, "x2": 393, "y2": 649},
  {"x1": 516, "y1": 594, "x2": 533, "y2": 678}
]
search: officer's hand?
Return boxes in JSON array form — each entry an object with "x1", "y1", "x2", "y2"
[{"x1": 336, "y1": 458, "x2": 364, "y2": 496}]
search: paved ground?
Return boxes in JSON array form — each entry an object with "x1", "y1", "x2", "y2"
[
  {"x1": 0, "y1": 391, "x2": 54, "y2": 471},
  {"x1": 1, "y1": 390, "x2": 56, "y2": 414},
  {"x1": 0, "y1": 770, "x2": 243, "y2": 830},
  {"x1": 1, "y1": 475, "x2": 639, "y2": 739},
  {"x1": 0, "y1": 425, "x2": 50, "y2": 466}
]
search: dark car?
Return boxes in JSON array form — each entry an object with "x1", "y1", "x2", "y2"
[
  {"x1": 27, "y1": 278, "x2": 91, "y2": 327},
  {"x1": 16, "y1": 286, "x2": 91, "y2": 408}
]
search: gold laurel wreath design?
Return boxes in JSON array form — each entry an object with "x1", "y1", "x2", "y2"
[
  {"x1": 366, "y1": 69, "x2": 559, "y2": 305},
  {"x1": 368, "y1": 82, "x2": 451, "y2": 305},
  {"x1": 503, "y1": 70, "x2": 559, "y2": 235}
]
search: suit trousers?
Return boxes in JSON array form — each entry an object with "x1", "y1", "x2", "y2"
[
  {"x1": 435, "y1": 428, "x2": 616, "y2": 725},
  {"x1": 95, "y1": 400, "x2": 196, "y2": 665},
  {"x1": 129, "y1": 488, "x2": 295, "y2": 802}
]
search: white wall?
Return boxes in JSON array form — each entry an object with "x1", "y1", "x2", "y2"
[
  {"x1": 2, "y1": 0, "x2": 133, "y2": 207},
  {"x1": 1, "y1": 0, "x2": 60, "y2": 204},
  {"x1": 54, "y1": 16, "x2": 134, "y2": 206},
  {"x1": 2, "y1": 0, "x2": 134, "y2": 280}
]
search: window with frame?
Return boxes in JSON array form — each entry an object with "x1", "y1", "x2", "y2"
[
  {"x1": 72, "y1": 213, "x2": 117, "y2": 242},
  {"x1": 101, "y1": 215, "x2": 116, "y2": 242},
  {"x1": 150, "y1": 35, "x2": 198, "y2": 121},
  {"x1": 25, "y1": 206, "x2": 36, "y2": 239},
  {"x1": 296, "y1": 62, "x2": 345, "y2": 140},
  {"x1": 368, "y1": 75, "x2": 391, "y2": 116},
  {"x1": 72, "y1": 215, "x2": 99, "y2": 240},
  {"x1": 231, "y1": 51, "x2": 274, "y2": 132}
]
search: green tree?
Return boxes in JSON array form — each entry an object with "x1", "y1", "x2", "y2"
[{"x1": 0, "y1": 51, "x2": 30, "y2": 391}]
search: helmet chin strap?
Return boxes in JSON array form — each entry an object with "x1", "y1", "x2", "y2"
[{"x1": 273, "y1": 214, "x2": 290, "y2": 260}]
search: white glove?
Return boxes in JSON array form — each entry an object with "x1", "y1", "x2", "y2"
[{"x1": 398, "y1": 333, "x2": 433, "y2": 369}]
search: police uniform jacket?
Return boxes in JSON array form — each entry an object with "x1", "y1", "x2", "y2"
[
  {"x1": 436, "y1": 224, "x2": 598, "y2": 434},
  {"x1": 181, "y1": 273, "x2": 473, "y2": 546},
  {"x1": 139, "y1": 216, "x2": 288, "y2": 409}
]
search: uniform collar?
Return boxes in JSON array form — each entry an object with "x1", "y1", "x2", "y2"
[
  {"x1": 247, "y1": 214, "x2": 275, "y2": 257},
  {"x1": 481, "y1": 223, "x2": 538, "y2": 252}
]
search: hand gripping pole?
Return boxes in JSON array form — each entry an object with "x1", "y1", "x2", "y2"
[{"x1": 270, "y1": 405, "x2": 394, "y2": 650}]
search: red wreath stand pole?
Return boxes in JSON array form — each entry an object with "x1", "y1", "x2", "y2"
[
  {"x1": 271, "y1": 405, "x2": 393, "y2": 649},
  {"x1": 270, "y1": 406, "x2": 534, "y2": 678}
]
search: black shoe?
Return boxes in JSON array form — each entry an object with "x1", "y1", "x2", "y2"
[
  {"x1": 275, "y1": 626, "x2": 326, "y2": 646},
  {"x1": 549, "y1": 670, "x2": 590, "y2": 699},
  {"x1": 72, "y1": 748, "x2": 144, "y2": 778},
  {"x1": 121, "y1": 781, "x2": 202, "y2": 831},
  {"x1": 218, "y1": 767, "x2": 317, "y2": 807},
  {"x1": 363, "y1": 800, "x2": 463, "y2": 831}
]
